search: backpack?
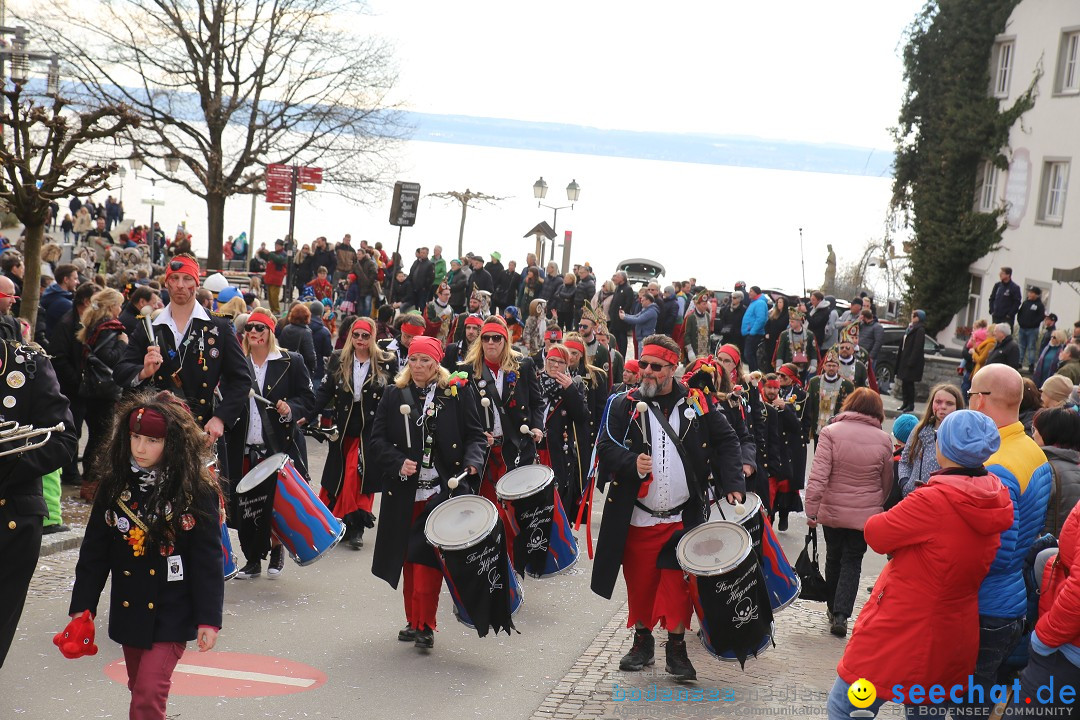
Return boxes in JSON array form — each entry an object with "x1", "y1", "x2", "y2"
[{"x1": 80, "y1": 333, "x2": 122, "y2": 401}]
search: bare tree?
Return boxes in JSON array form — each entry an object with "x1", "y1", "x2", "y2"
[
  {"x1": 28, "y1": 0, "x2": 407, "y2": 270},
  {"x1": 428, "y1": 189, "x2": 506, "y2": 258},
  {"x1": 0, "y1": 83, "x2": 138, "y2": 329}
]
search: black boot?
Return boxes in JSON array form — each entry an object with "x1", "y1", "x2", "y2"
[
  {"x1": 830, "y1": 613, "x2": 848, "y2": 638},
  {"x1": 397, "y1": 625, "x2": 417, "y2": 642},
  {"x1": 349, "y1": 523, "x2": 364, "y2": 550},
  {"x1": 618, "y1": 628, "x2": 655, "y2": 671},
  {"x1": 665, "y1": 633, "x2": 697, "y2": 682},
  {"x1": 778, "y1": 513, "x2": 789, "y2": 532},
  {"x1": 414, "y1": 626, "x2": 434, "y2": 649}
]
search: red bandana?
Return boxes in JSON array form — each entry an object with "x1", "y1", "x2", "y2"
[{"x1": 641, "y1": 344, "x2": 679, "y2": 366}]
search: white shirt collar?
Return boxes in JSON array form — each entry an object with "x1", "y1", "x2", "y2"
[{"x1": 153, "y1": 301, "x2": 211, "y2": 327}]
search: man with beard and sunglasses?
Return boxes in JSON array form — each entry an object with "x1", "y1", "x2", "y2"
[
  {"x1": 593, "y1": 334, "x2": 744, "y2": 683},
  {"x1": 116, "y1": 254, "x2": 254, "y2": 466}
]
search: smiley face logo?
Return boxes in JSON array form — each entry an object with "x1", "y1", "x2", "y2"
[{"x1": 847, "y1": 678, "x2": 877, "y2": 709}]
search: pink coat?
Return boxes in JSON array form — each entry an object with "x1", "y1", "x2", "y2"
[{"x1": 804, "y1": 411, "x2": 894, "y2": 530}]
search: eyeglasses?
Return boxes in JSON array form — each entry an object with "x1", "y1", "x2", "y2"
[
  {"x1": 577, "y1": 324, "x2": 591, "y2": 330},
  {"x1": 352, "y1": 332, "x2": 371, "y2": 341},
  {"x1": 481, "y1": 335, "x2": 505, "y2": 344},
  {"x1": 639, "y1": 361, "x2": 671, "y2": 372},
  {"x1": 967, "y1": 390, "x2": 992, "y2": 398},
  {"x1": 245, "y1": 323, "x2": 269, "y2": 333},
  {"x1": 547, "y1": 358, "x2": 567, "y2": 367}
]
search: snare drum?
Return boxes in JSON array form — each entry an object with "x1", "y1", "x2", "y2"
[
  {"x1": 759, "y1": 516, "x2": 801, "y2": 612},
  {"x1": 677, "y1": 521, "x2": 775, "y2": 668},
  {"x1": 424, "y1": 495, "x2": 522, "y2": 636},
  {"x1": 496, "y1": 465, "x2": 579, "y2": 578},
  {"x1": 221, "y1": 520, "x2": 238, "y2": 580},
  {"x1": 236, "y1": 453, "x2": 345, "y2": 566},
  {"x1": 710, "y1": 492, "x2": 764, "y2": 554}
]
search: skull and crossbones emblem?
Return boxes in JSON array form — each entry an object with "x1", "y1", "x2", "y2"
[{"x1": 732, "y1": 597, "x2": 759, "y2": 628}]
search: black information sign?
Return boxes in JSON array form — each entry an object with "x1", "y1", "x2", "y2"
[{"x1": 389, "y1": 181, "x2": 421, "y2": 227}]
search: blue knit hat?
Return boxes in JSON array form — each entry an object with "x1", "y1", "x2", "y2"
[
  {"x1": 937, "y1": 410, "x2": 1000, "y2": 467},
  {"x1": 891, "y1": 413, "x2": 919, "y2": 444}
]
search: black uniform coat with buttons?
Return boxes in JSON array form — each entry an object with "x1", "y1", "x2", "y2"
[
  {"x1": 312, "y1": 350, "x2": 397, "y2": 498},
  {"x1": 591, "y1": 383, "x2": 744, "y2": 600},
  {"x1": 368, "y1": 381, "x2": 486, "y2": 588},
  {"x1": 69, "y1": 470, "x2": 224, "y2": 649},
  {"x1": 115, "y1": 310, "x2": 254, "y2": 478},
  {"x1": 0, "y1": 342, "x2": 77, "y2": 666},
  {"x1": 460, "y1": 356, "x2": 544, "y2": 471},
  {"x1": 221, "y1": 350, "x2": 316, "y2": 487},
  {"x1": 540, "y1": 377, "x2": 592, "y2": 520}
]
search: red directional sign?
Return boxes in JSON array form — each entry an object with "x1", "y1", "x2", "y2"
[
  {"x1": 105, "y1": 651, "x2": 327, "y2": 697},
  {"x1": 298, "y1": 166, "x2": 323, "y2": 184}
]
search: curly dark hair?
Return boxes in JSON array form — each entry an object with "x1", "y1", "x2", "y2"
[{"x1": 91, "y1": 390, "x2": 220, "y2": 549}]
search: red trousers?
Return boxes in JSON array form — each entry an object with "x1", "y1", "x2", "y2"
[
  {"x1": 403, "y1": 501, "x2": 443, "y2": 631},
  {"x1": 318, "y1": 435, "x2": 374, "y2": 517},
  {"x1": 768, "y1": 477, "x2": 790, "y2": 510},
  {"x1": 622, "y1": 522, "x2": 692, "y2": 631},
  {"x1": 122, "y1": 641, "x2": 185, "y2": 720},
  {"x1": 479, "y1": 445, "x2": 516, "y2": 567}
]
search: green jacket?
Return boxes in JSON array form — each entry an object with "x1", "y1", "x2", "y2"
[{"x1": 432, "y1": 257, "x2": 447, "y2": 289}]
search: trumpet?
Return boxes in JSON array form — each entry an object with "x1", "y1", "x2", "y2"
[
  {"x1": 0, "y1": 421, "x2": 66, "y2": 458},
  {"x1": 302, "y1": 423, "x2": 340, "y2": 444}
]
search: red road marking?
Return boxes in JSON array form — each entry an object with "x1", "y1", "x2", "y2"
[{"x1": 105, "y1": 651, "x2": 326, "y2": 697}]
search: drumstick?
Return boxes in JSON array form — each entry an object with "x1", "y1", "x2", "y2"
[
  {"x1": 248, "y1": 388, "x2": 274, "y2": 408},
  {"x1": 447, "y1": 470, "x2": 469, "y2": 490},
  {"x1": 519, "y1": 424, "x2": 530, "y2": 435},
  {"x1": 635, "y1": 401, "x2": 649, "y2": 445},
  {"x1": 399, "y1": 404, "x2": 412, "y2": 449},
  {"x1": 480, "y1": 396, "x2": 492, "y2": 430},
  {"x1": 139, "y1": 305, "x2": 155, "y2": 345}
]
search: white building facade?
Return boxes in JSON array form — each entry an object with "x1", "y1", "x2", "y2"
[{"x1": 936, "y1": 0, "x2": 1080, "y2": 349}]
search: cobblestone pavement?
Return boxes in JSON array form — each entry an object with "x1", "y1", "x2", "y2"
[{"x1": 529, "y1": 515, "x2": 893, "y2": 720}]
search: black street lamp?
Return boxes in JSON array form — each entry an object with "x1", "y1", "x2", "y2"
[{"x1": 533, "y1": 177, "x2": 581, "y2": 265}]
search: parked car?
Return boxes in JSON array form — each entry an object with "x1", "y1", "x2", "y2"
[
  {"x1": 616, "y1": 258, "x2": 665, "y2": 288},
  {"x1": 874, "y1": 324, "x2": 960, "y2": 386}
]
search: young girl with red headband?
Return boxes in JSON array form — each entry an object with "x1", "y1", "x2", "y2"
[{"x1": 60, "y1": 391, "x2": 224, "y2": 720}]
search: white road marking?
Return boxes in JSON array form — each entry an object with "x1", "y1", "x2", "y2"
[{"x1": 118, "y1": 661, "x2": 317, "y2": 688}]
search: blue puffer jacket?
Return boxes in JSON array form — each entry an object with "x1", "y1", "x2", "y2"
[{"x1": 978, "y1": 422, "x2": 1052, "y2": 619}]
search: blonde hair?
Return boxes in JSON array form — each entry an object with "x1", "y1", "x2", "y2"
[
  {"x1": 394, "y1": 362, "x2": 451, "y2": 389},
  {"x1": 218, "y1": 296, "x2": 247, "y2": 318},
  {"x1": 463, "y1": 315, "x2": 520, "y2": 374},
  {"x1": 242, "y1": 326, "x2": 281, "y2": 355},
  {"x1": 337, "y1": 318, "x2": 394, "y2": 393},
  {"x1": 76, "y1": 288, "x2": 124, "y2": 343},
  {"x1": 564, "y1": 331, "x2": 604, "y2": 385}
]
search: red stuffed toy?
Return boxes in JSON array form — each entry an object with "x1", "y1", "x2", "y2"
[{"x1": 53, "y1": 610, "x2": 98, "y2": 659}]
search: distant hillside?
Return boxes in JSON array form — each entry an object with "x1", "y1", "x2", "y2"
[{"x1": 406, "y1": 113, "x2": 895, "y2": 178}]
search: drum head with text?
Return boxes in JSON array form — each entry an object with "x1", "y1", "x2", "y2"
[
  {"x1": 677, "y1": 521, "x2": 753, "y2": 577},
  {"x1": 710, "y1": 492, "x2": 762, "y2": 523},
  {"x1": 496, "y1": 465, "x2": 554, "y2": 501},
  {"x1": 235, "y1": 453, "x2": 289, "y2": 493},
  {"x1": 425, "y1": 495, "x2": 499, "y2": 551}
]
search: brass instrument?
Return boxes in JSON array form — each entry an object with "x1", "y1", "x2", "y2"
[{"x1": 0, "y1": 421, "x2": 66, "y2": 458}]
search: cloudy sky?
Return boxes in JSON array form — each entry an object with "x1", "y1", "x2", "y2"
[{"x1": 366, "y1": 0, "x2": 928, "y2": 149}]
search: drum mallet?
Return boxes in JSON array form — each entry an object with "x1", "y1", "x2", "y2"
[
  {"x1": 399, "y1": 404, "x2": 412, "y2": 448},
  {"x1": 248, "y1": 388, "x2": 275, "y2": 408},
  {"x1": 447, "y1": 470, "x2": 469, "y2": 490},
  {"x1": 480, "y1": 396, "x2": 493, "y2": 430},
  {"x1": 139, "y1": 305, "x2": 155, "y2": 345},
  {"x1": 635, "y1": 401, "x2": 649, "y2": 444}
]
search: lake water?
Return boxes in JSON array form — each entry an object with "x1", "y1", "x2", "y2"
[{"x1": 127, "y1": 139, "x2": 896, "y2": 295}]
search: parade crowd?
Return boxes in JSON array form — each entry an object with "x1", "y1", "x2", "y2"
[{"x1": 0, "y1": 222, "x2": 1078, "y2": 720}]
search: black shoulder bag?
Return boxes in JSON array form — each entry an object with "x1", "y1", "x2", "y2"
[{"x1": 795, "y1": 528, "x2": 830, "y2": 602}]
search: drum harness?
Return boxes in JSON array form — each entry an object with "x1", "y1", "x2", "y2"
[{"x1": 399, "y1": 384, "x2": 440, "y2": 490}]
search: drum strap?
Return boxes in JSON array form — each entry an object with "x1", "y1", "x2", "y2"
[{"x1": 645, "y1": 404, "x2": 707, "y2": 512}]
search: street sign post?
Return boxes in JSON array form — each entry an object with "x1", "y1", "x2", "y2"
[
  {"x1": 264, "y1": 164, "x2": 324, "y2": 301},
  {"x1": 387, "y1": 181, "x2": 421, "y2": 304}
]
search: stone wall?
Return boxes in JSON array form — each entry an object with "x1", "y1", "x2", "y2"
[{"x1": 891, "y1": 355, "x2": 963, "y2": 402}]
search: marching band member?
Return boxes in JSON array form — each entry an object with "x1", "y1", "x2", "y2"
[
  {"x1": 593, "y1": 334, "x2": 744, "y2": 682},
  {"x1": 225, "y1": 309, "x2": 315, "y2": 580},
  {"x1": 777, "y1": 362, "x2": 811, "y2": 515},
  {"x1": 0, "y1": 340, "x2": 76, "y2": 667},
  {"x1": 530, "y1": 326, "x2": 563, "y2": 370},
  {"x1": 760, "y1": 373, "x2": 803, "y2": 530},
  {"x1": 369, "y1": 337, "x2": 485, "y2": 650},
  {"x1": 536, "y1": 344, "x2": 592, "y2": 520},
  {"x1": 806, "y1": 351, "x2": 855, "y2": 445},
  {"x1": 773, "y1": 306, "x2": 820, "y2": 381},
  {"x1": 115, "y1": 254, "x2": 253, "y2": 473},
  {"x1": 462, "y1": 316, "x2": 544, "y2": 500},
  {"x1": 442, "y1": 313, "x2": 482, "y2": 370},
  {"x1": 595, "y1": 325, "x2": 624, "y2": 392},
  {"x1": 423, "y1": 282, "x2": 455, "y2": 343},
  {"x1": 382, "y1": 312, "x2": 426, "y2": 368},
  {"x1": 563, "y1": 331, "x2": 609, "y2": 444},
  {"x1": 65, "y1": 392, "x2": 223, "y2": 720},
  {"x1": 712, "y1": 344, "x2": 765, "y2": 504},
  {"x1": 313, "y1": 316, "x2": 398, "y2": 550}
]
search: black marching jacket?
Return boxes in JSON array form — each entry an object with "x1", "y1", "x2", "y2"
[
  {"x1": 115, "y1": 309, "x2": 254, "y2": 448},
  {"x1": 460, "y1": 356, "x2": 544, "y2": 471},
  {"x1": 592, "y1": 383, "x2": 744, "y2": 600},
  {"x1": 313, "y1": 350, "x2": 398, "y2": 498},
  {"x1": 221, "y1": 350, "x2": 315, "y2": 484},
  {"x1": 70, "y1": 473, "x2": 224, "y2": 649},
  {"x1": 368, "y1": 381, "x2": 486, "y2": 587},
  {"x1": 540, "y1": 377, "x2": 592, "y2": 520}
]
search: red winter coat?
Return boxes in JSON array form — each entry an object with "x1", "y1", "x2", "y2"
[
  {"x1": 837, "y1": 469, "x2": 1014, "y2": 699},
  {"x1": 1035, "y1": 502, "x2": 1080, "y2": 651}
]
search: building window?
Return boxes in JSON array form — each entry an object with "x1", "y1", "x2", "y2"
[
  {"x1": 978, "y1": 162, "x2": 999, "y2": 211},
  {"x1": 956, "y1": 274, "x2": 983, "y2": 337},
  {"x1": 991, "y1": 39, "x2": 1014, "y2": 98},
  {"x1": 1056, "y1": 30, "x2": 1080, "y2": 94},
  {"x1": 1038, "y1": 160, "x2": 1070, "y2": 225}
]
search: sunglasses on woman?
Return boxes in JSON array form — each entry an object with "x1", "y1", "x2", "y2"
[
  {"x1": 481, "y1": 334, "x2": 504, "y2": 344},
  {"x1": 245, "y1": 323, "x2": 268, "y2": 333},
  {"x1": 352, "y1": 332, "x2": 371, "y2": 341}
]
